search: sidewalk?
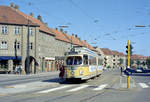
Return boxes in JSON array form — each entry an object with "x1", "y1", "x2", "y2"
[
  {"x1": 0, "y1": 71, "x2": 59, "y2": 82},
  {"x1": 0, "y1": 71, "x2": 59, "y2": 77}
]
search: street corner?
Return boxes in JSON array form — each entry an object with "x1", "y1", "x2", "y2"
[{"x1": 112, "y1": 75, "x2": 138, "y2": 91}]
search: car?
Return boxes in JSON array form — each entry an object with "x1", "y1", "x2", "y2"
[{"x1": 135, "y1": 68, "x2": 143, "y2": 73}]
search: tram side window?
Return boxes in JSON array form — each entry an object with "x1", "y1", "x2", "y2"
[
  {"x1": 66, "y1": 57, "x2": 73, "y2": 65},
  {"x1": 83, "y1": 55, "x2": 88, "y2": 65},
  {"x1": 89, "y1": 56, "x2": 96, "y2": 65},
  {"x1": 74, "y1": 56, "x2": 82, "y2": 65},
  {"x1": 98, "y1": 58, "x2": 103, "y2": 65}
]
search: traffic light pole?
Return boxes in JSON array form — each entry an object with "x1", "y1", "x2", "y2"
[
  {"x1": 127, "y1": 40, "x2": 130, "y2": 89},
  {"x1": 127, "y1": 40, "x2": 130, "y2": 68}
]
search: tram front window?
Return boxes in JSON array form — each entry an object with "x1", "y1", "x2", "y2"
[{"x1": 66, "y1": 56, "x2": 82, "y2": 65}]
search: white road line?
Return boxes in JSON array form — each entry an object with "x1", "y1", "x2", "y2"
[
  {"x1": 93, "y1": 84, "x2": 108, "y2": 91},
  {"x1": 139, "y1": 83, "x2": 149, "y2": 88},
  {"x1": 37, "y1": 85, "x2": 73, "y2": 93},
  {"x1": 66, "y1": 85, "x2": 89, "y2": 92}
]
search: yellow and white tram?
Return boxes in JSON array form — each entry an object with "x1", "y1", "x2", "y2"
[{"x1": 64, "y1": 46, "x2": 103, "y2": 80}]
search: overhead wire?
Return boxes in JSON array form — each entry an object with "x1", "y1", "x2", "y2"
[{"x1": 67, "y1": 0, "x2": 99, "y2": 23}]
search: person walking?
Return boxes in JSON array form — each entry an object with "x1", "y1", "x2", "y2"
[
  {"x1": 120, "y1": 67, "x2": 123, "y2": 76},
  {"x1": 59, "y1": 65, "x2": 65, "y2": 79}
]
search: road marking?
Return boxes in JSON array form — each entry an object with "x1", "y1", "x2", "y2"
[
  {"x1": 66, "y1": 85, "x2": 89, "y2": 92},
  {"x1": 37, "y1": 85, "x2": 73, "y2": 93},
  {"x1": 139, "y1": 83, "x2": 149, "y2": 88},
  {"x1": 93, "y1": 84, "x2": 108, "y2": 91}
]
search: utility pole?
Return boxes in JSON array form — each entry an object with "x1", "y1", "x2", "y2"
[{"x1": 26, "y1": 19, "x2": 30, "y2": 74}]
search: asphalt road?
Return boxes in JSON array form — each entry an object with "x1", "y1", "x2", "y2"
[{"x1": 0, "y1": 69, "x2": 150, "y2": 102}]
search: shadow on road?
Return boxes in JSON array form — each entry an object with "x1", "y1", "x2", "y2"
[{"x1": 42, "y1": 77, "x2": 87, "y2": 84}]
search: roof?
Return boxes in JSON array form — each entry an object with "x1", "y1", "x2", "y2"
[
  {"x1": 101, "y1": 48, "x2": 113, "y2": 55},
  {"x1": 64, "y1": 34, "x2": 84, "y2": 47},
  {"x1": 131, "y1": 54, "x2": 147, "y2": 60},
  {"x1": 81, "y1": 40, "x2": 96, "y2": 51},
  {"x1": 49, "y1": 29, "x2": 70, "y2": 43},
  {"x1": 0, "y1": 6, "x2": 55, "y2": 36}
]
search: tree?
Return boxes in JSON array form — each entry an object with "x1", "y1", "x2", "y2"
[{"x1": 146, "y1": 58, "x2": 150, "y2": 68}]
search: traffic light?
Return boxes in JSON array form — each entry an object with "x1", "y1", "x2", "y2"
[
  {"x1": 130, "y1": 44, "x2": 133, "y2": 55},
  {"x1": 126, "y1": 44, "x2": 133, "y2": 56}
]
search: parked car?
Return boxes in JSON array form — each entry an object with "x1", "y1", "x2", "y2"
[{"x1": 135, "y1": 68, "x2": 143, "y2": 73}]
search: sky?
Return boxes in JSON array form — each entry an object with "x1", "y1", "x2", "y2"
[{"x1": 1, "y1": 0, "x2": 150, "y2": 56}]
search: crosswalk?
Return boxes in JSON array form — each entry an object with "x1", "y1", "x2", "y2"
[
  {"x1": 36, "y1": 84, "x2": 108, "y2": 94},
  {"x1": 1, "y1": 81, "x2": 150, "y2": 95},
  {"x1": 138, "y1": 83, "x2": 149, "y2": 88},
  {"x1": 36, "y1": 82, "x2": 150, "y2": 94}
]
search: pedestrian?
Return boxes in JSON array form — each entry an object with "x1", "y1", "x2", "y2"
[
  {"x1": 15, "y1": 65, "x2": 19, "y2": 74},
  {"x1": 120, "y1": 67, "x2": 123, "y2": 76},
  {"x1": 59, "y1": 65, "x2": 65, "y2": 79}
]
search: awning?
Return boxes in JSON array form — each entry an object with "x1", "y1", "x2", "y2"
[
  {"x1": 0, "y1": 56, "x2": 22, "y2": 60},
  {"x1": 44, "y1": 57, "x2": 55, "y2": 60}
]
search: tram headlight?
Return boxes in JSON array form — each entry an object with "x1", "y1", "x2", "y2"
[
  {"x1": 80, "y1": 70, "x2": 83, "y2": 75},
  {"x1": 71, "y1": 70, "x2": 74, "y2": 75}
]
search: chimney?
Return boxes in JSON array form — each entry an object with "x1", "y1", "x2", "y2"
[
  {"x1": 72, "y1": 33, "x2": 74, "y2": 37},
  {"x1": 55, "y1": 27, "x2": 58, "y2": 31},
  {"x1": 75, "y1": 34, "x2": 78, "y2": 38},
  {"x1": 10, "y1": 2, "x2": 15, "y2": 8},
  {"x1": 64, "y1": 31, "x2": 67, "y2": 34},
  {"x1": 60, "y1": 28, "x2": 63, "y2": 33},
  {"x1": 37, "y1": 15, "x2": 42, "y2": 22},
  {"x1": 30, "y1": 12, "x2": 34, "y2": 17},
  {"x1": 14, "y1": 5, "x2": 19, "y2": 10}
]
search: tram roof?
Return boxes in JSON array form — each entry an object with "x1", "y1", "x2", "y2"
[{"x1": 65, "y1": 46, "x2": 99, "y2": 56}]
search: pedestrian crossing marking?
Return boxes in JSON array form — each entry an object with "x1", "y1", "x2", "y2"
[
  {"x1": 66, "y1": 85, "x2": 89, "y2": 92},
  {"x1": 93, "y1": 84, "x2": 108, "y2": 91},
  {"x1": 139, "y1": 83, "x2": 149, "y2": 88},
  {"x1": 37, "y1": 85, "x2": 73, "y2": 93}
]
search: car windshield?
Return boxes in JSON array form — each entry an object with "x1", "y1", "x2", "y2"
[{"x1": 66, "y1": 56, "x2": 82, "y2": 65}]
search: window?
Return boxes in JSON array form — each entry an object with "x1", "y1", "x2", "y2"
[
  {"x1": 83, "y1": 55, "x2": 88, "y2": 65},
  {"x1": 89, "y1": 56, "x2": 97, "y2": 65},
  {"x1": 1, "y1": 41, "x2": 7, "y2": 49},
  {"x1": 14, "y1": 26, "x2": 20, "y2": 35},
  {"x1": 29, "y1": 42, "x2": 33, "y2": 50},
  {"x1": 98, "y1": 58, "x2": 103, "y2": 65},
  {"x1": 1, "y1": 26, "x2": 8, "y2": 34},
  {"x1": 29, "y1": 28, "x2": 33, "y2": 35},
  {"x1": 66, "y1": 56, "x2": 82, "y2": 65},
  {"x1": 14, "y1": 41, "x2": 20, "y2": 50}
]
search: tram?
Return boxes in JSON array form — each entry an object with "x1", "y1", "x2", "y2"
[{"x1": 64, "y1": 46, "x2": 103, "y2": 80}]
